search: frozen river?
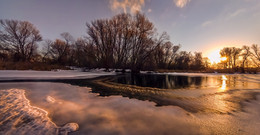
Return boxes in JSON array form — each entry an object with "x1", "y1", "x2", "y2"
[{"x1": 0, "y1": 70, "x2": 260, "y2": 135}]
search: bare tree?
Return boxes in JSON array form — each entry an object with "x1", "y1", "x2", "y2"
[
  {"x1": 241, "y1": 45, "x2": 251, "y2": 72},
  {"x1": 49, "y1": 39, "x2": 70, "y2": 64},
  {"x1": 251, "y1": 44, "x2": 260, "y2": 68},
  {"x1": 86, "y1": 12, "x2": 169, "y2": 73},
  {"x1": 87, "y1": 18, "x2": 115, "y2": 70},
  {"x1": 220, "y1": 47, "x2": 232, "y2": 69},
  {"x1": 153, "y1": 41, "x2": 179, "y2": 69},
  {"x1": 112, "y1": 13, "x2": 132, "y2": 70},
  {"x1": 167, "y1": 44, "x2": 180, "y2": 68},
  {"x1": 175, "y1": 51, "x2": 192, "y2": 70},
  {"x1": 192, "y1": 52, "x2": 203, "y2": 70},
  {"x1": 231, "y1": 47, "x2": 242, "y2": 68},
  {"x1": 41, "y1": 39, "x2": 52, "y2": 62},
  {"x1": 0, "y1": 19, "x2": 42, "y2": 61}
]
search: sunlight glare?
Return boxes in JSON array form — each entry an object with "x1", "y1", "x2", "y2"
[
  {"x1": 207, "y1": 49, "x2": 221, "y2": 64},
  {"x1": 207, "y1": 49, "x2": 227, "y2": 64},
  {"x1": 220, "y1": 57, "x2": 227, "y2": 61},
  {"x1": 219, "y1": 75, "x2": 227, "y2": 91}
]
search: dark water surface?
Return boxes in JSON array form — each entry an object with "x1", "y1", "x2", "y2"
[
  {"x1": 115, "y1": 74, "x2": 206, "y2": 89},
  {"x1": 0, "y1": 73, "x2": 260, "y2": 135},
  {"x1": 113, "y1": 73, "x2": 260, "y2": 89}
]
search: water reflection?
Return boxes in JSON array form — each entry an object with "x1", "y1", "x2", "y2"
[
  {"x1": 220, "y1": 75, "x2": 227, "y2": 92},
  {"x1": 114, "y1": 74, "x2": 210, "y2": 89},
  {"x1": 0, "y1": 83, "x2": 201, "y2": 135},
  {"x1": 112, "y1": 74, "x2": 260, "y2": 90}
]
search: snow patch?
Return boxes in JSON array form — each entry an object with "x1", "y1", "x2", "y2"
[
  {"x1": 0, "y1": 89, "x2": 79, "y2": 135},
  {"x1": 0, "y1": 70, "x2": 116, "y2": 80}
]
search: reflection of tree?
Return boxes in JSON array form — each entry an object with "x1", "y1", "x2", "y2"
[
  {"x1": 73, "y1": 75, "x2": 259, "y2": 114},
  {"x1": 115, "y1": 74, "x2": 204, "y2": 89}
]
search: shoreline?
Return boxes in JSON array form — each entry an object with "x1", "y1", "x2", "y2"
[{"x1": 0, "y1": 89, "x2": 78, "y2": 135}]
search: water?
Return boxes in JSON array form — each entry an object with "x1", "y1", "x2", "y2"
[
  {"x1": 114, "y1": 74, "x2": 205, "y2": 89},
  {"x1": 113, "y1": 74, "x2": 260, "y2": 89},
  {"x1": 0, "y1": 73, "x2": 260, "y2": 134}
]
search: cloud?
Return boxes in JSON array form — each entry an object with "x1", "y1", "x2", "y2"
[
  {"x1": 109, "y1": 0, "x2": 146, "y2": 14},
  {"x1": 230, "y1": 9, "x2": 246, "y2": 17},
  {"x1": 174, "y1": 0, "x2": 191, "y2": 8},
  {"x1": 201, "y1": 21, "x2": 212, "y2": 27}
]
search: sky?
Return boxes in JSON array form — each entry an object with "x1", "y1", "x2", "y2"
[{"x1": 0, "y1": 0, "x2": 260, "y2": 57}]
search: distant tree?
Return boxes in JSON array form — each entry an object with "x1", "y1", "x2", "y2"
[
  {"x1": 49, "y1": 39, "x2": 70, "y2": 64},
  {"x1": 241, "y1": 45, "x2": 251, "y2": 72},
  {"x1": 231, "y1": 47, "x2": 242, "y2": 69},
  {"x1": 251, "y1": 44, "x2": 260, "y2": 68},
  {"x1": 192, "y1": 52, "x2": 204, "y2": 70},
  {"x1": 167, "y1": 45, "x2": 180, "y2": 69},
  {"x1": 220, "y1": 47, "x2": 232, "y2": 69},
  {"x1": 175, "y1": 51, "x2": 192, "y2": 70},
  {"x1": 61, "y1": 32, "x2": 74, "y2": 45},
  {"x1": 0, "y1": 36, "x2": 9, "y2": 61},
  {"x1": 72, "y1": 38, "x2": 85, "y2": 66},
  {"x1": 41, "y1": 39, "x2": 53, "y2": 62},
  {"x1": 0, "y1": 19, "x2": 42, "y2": 61},
  {"x1": 154, "y1": 42, "x2": 181, "y2": 69},
  {"x1": 70, "y1": 38, "x2": 97, "y2": 68},
  {"x1": 46, "y1": 33, "x2": 74, "y2": 65},
  {"x1": 202, "y1": 57, "x2": 210, "y2": 69}
]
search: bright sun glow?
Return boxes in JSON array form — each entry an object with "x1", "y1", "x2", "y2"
[
  {"x1": 207, "y1": 49, "x2": 227, "y2": 64},
  {"x1": 207, "y1": 49, "x2": 221, "y2": 64},
  {"x1": 220, "y1": 57, "x2": 227, "y2": 61},
  {"x1": 219, "y1": 75, "x2": 227, "y2": 91}
]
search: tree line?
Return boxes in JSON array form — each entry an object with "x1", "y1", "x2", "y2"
[
  {"x1": 218, "y1": 45, "x2": 260, "y2": 72},
  {"x1": 0, "y1": 13, "x2": 259, "y2": 73}
]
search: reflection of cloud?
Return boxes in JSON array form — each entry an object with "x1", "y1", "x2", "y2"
[
  {"x1": 174, "y1": 0, "x2": 191, "y2": 8},
  {"x1": 110, "y1": 0, "x2": 146, "y2": 14},
  {"x1": 46, "y1": 96, "x2": 56, "y2": 103}
]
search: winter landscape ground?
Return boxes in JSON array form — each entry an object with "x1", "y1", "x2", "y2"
[{"x1": 0, "y1": 70, "x2": 260, "y2": 135}]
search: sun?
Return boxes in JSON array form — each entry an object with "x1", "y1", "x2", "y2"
[
  {"x1": 220, "y1": 57, "x2": 227, "y2": 61},
  {"x1": 207, "y1": 49, "x2": 221, "y2": 64},
  {"x1": 207, "y1": 49, "x2": 227, "y2": 64}
]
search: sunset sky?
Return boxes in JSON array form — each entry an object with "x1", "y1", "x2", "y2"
[{"x1": 0, "y1": 0, "x2": 259, "y2": 57}]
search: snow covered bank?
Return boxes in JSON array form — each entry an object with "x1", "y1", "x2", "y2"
[
  {"x1": 0, "y1": 89, "x2": 78, "y2": 135},
  {"x1": 0, "y1": 70, "x2": 116, "y2": 80}
]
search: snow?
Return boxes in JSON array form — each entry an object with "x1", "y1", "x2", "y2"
[
  {"x1": 0, "y1": 70, "x2": 116, "y2": 80},
  {"x1": 0, "y1": 89, "x2": 79, "y2": 135}
]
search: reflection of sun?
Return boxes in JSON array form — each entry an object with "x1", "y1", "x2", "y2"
[{"x1": 219, "y1": 75, "x2": 227, "y2": 92}]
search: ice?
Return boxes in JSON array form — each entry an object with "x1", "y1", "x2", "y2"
[
  {"x1": 0, "y1": 70, "x2": 116, "y2": 80},
  {"x1": 0, "y1": 89, "x2": 79, "y2": 135}
]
